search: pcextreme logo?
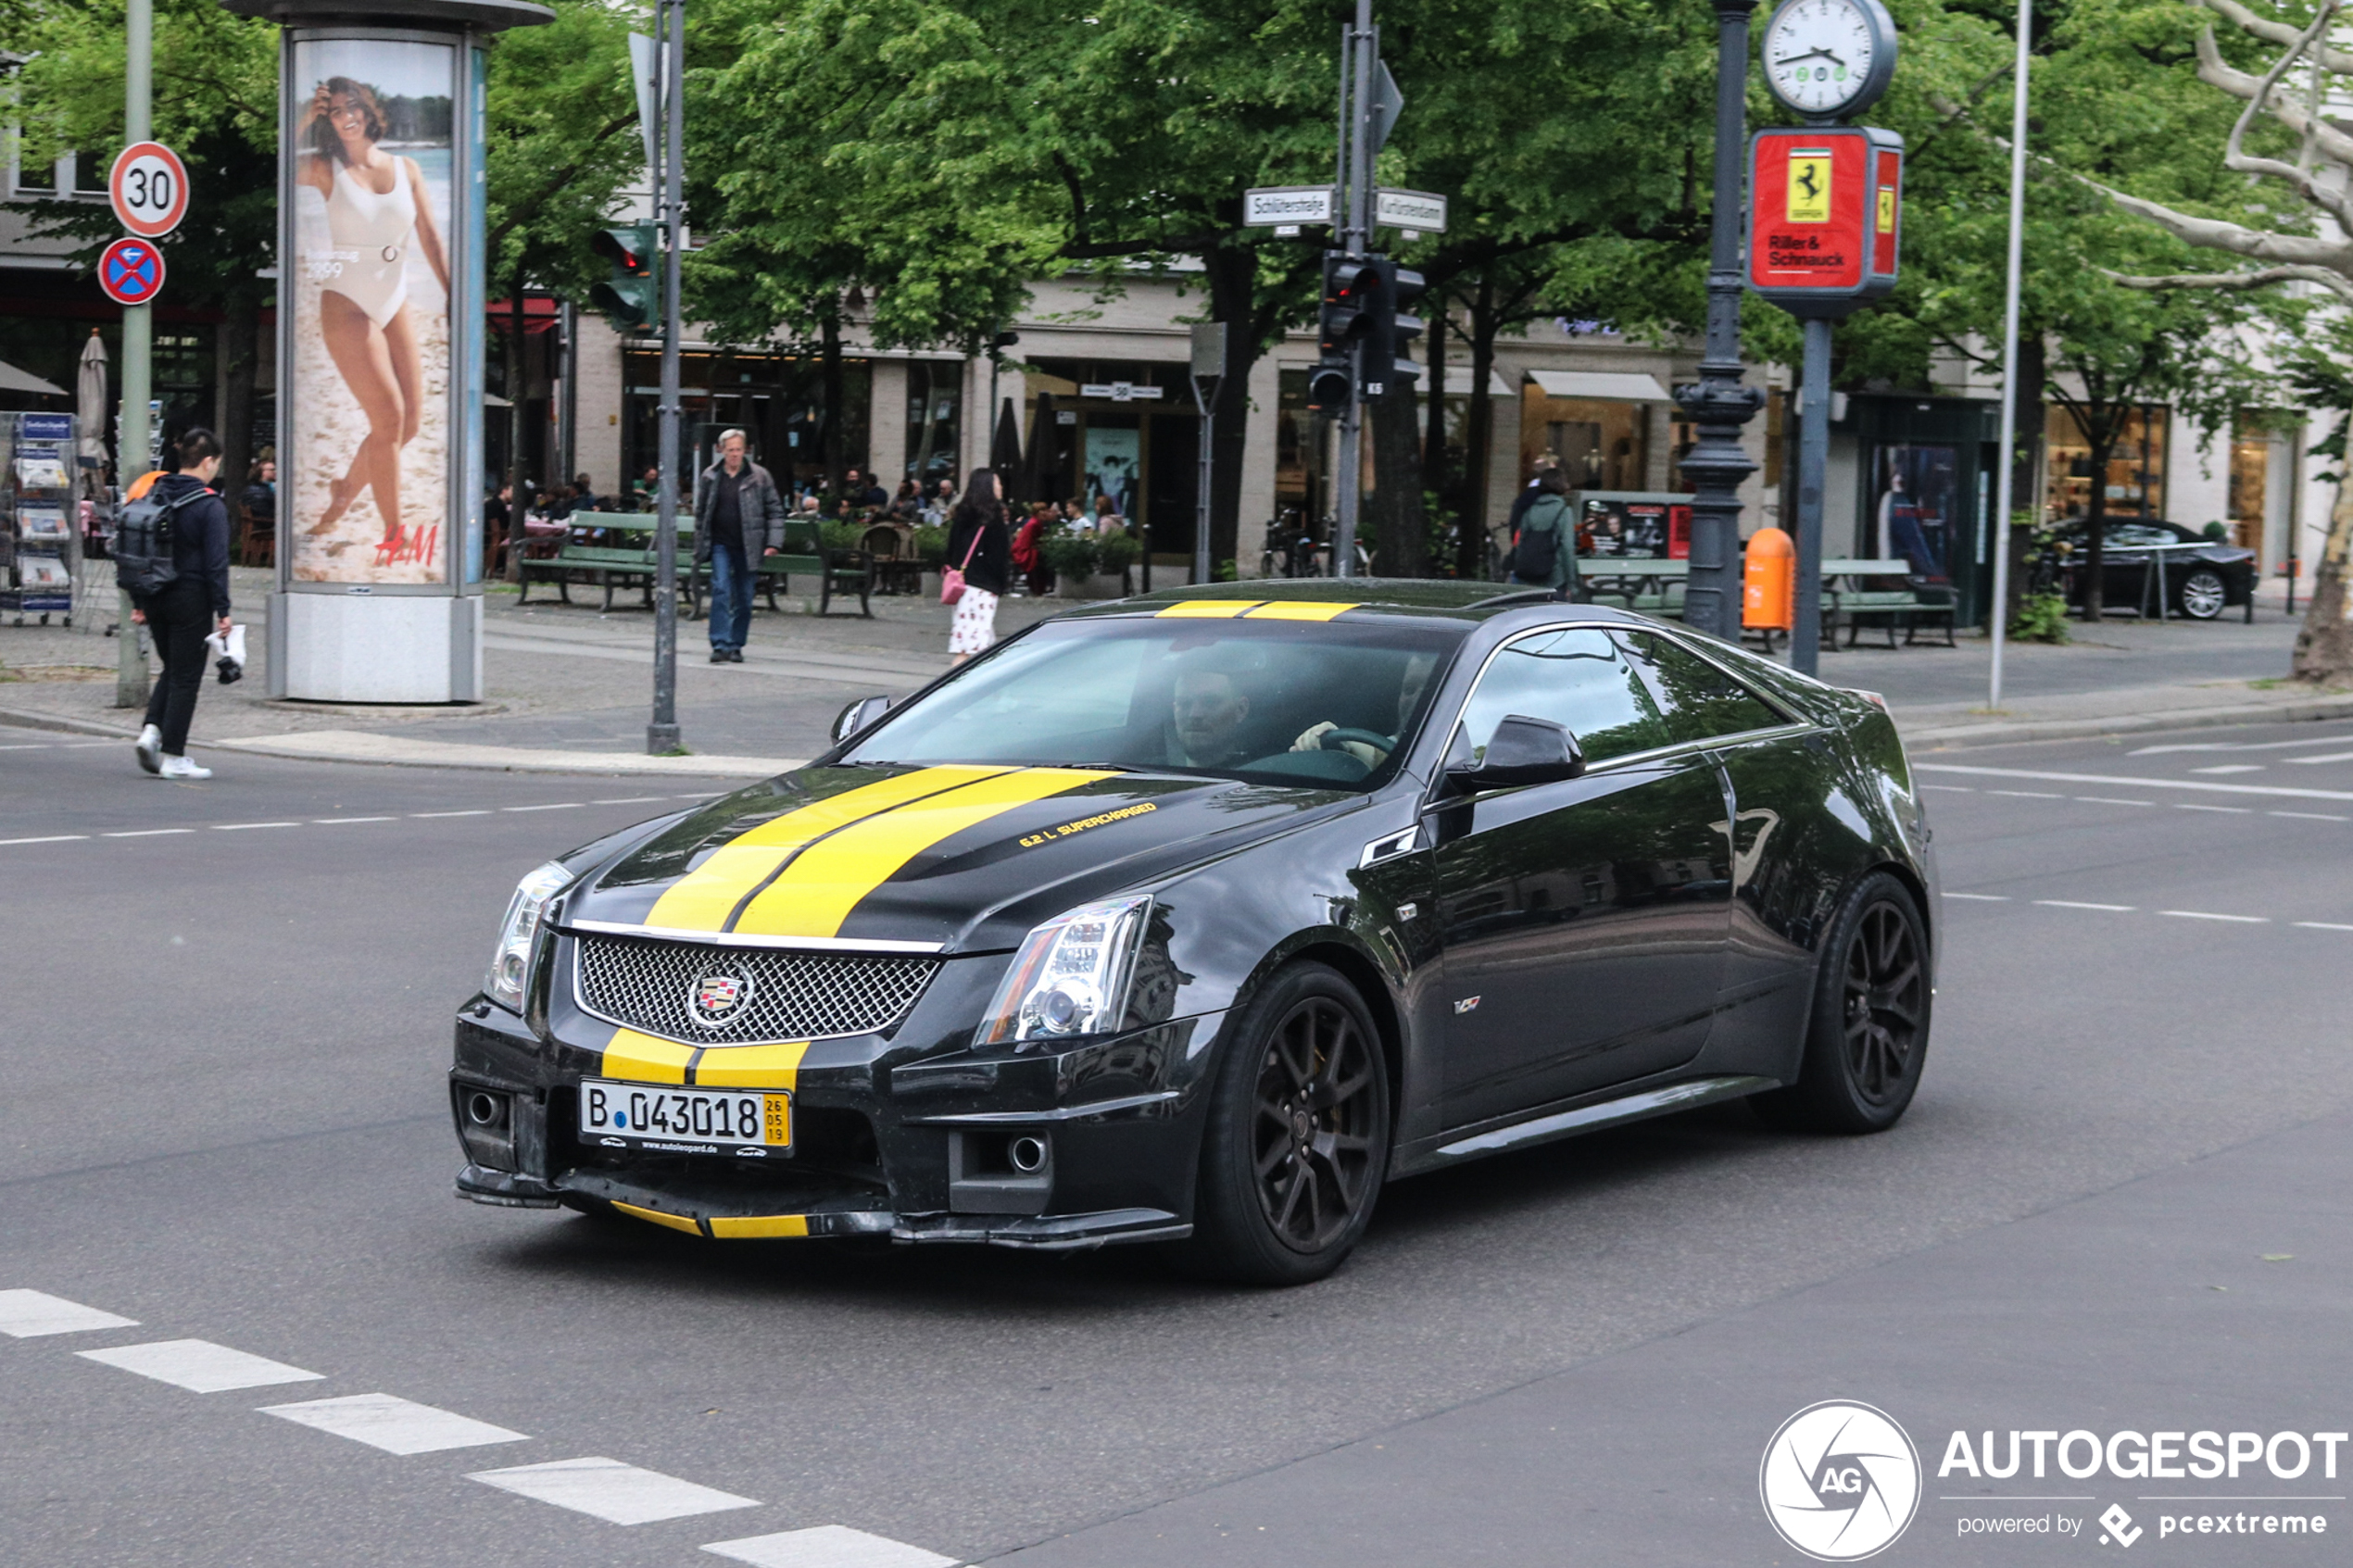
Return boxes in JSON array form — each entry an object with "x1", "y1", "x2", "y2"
[{"x1": 1761, "y1": 1400, "x2": 1924, "y2": 1561}]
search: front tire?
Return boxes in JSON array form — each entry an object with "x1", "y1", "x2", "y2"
[
  {"x1": 1186, "y1": 961, "x2": 1390, "y2": 1286},
  {"x1": 1753, "y1": 872, "x2": 1931, "y2": 1134},
  {"x1": 2177, "y1": 568, "x2": 2228, "y2": 620}
]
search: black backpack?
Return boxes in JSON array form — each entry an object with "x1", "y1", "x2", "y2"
[
  {"x1": 113, "y1": 486, "x2": 205, "y2": 597},
  {"x1": 1510, "y1": 495, "x2": 1565, "y2": 583}
]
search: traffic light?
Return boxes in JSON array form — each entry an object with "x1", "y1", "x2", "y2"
[
  {"x1": 1308, "y1": 251, "x2": 1378, "y2": 412},
  {"x1": 1365, "y1": 259, "x2": 1426, "y2": 396},
  {"x1": 589, "y1": 223, "x2": 659, "y2": 333}
]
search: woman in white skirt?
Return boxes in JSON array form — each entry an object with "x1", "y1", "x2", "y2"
[{"x1": 945, "y1": 468, "x2": 1013, "y2": 665}]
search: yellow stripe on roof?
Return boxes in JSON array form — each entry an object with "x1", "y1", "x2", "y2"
[
  {"x1": 690, "y1": 1040, "x2": 810, "y2": 1090},
  {"x1": 1240, "y1": 601, "x2": 1360, "y2": 621},
  {"x1": 599, "y1": 1027, "x2": 697, "y2": 1085},
  {"x1": 1153, "y1": 600, "x2": 1264, "y2": 618},
  {"x1": 734, "y1": 768, "x2": 1114, "y2": 939},
  {"x1": 644, "y1": 765, "x2": 1007, "y2": 933}
]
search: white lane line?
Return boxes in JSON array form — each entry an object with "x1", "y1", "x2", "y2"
[
  {"x1": 79, "y1": 1339, "x2": 325, "y2": 1392},
  {"x1": 2191, "y1": 764, "x2": 2266, "y2": 774},
  {"x1": 2035, "y1": 900, "x2": 2134, "y2": 912},
  {"x1": 1919, "y1": 784, "x2": 1974, "y2": 793},
  {"x1": 2133, "y1": 735, "x2": 2353, "y2": 756},
  {"x1": 0, "y1": 1289, "x2": 139, "y2": 1337},
  {"x1": 103, "y1": 828, "x2": 194, "y2": 837},
  {"x1": 2160, "y1": 910, "x2": 2269, "y2": 924},
  {"x1": 469, "y1": 1456, "x2": 758, "y2": 1524},
  {"x1": 704, "y1": 1524, "x2": 959, "y2": 1568},
  {"x1": 0, "y1": 743, "x2": 55, "y2": 750},
  {"x1": 1945, "y1": 892, "x2": 2010, "y2": 901},
  {"x1": 2271, "y1": 810, "x2": 2350, "y2": 822},
  {"x1": 0, "y1": 834, "x2": 89, "y2": 846},
  {"x1": 411, "y1": 809, "x2": 493, "y2": 818},
  {"x1": 213, "y1": 821, "x2": 301, "y2": 831},
  {"x1": 2284, "y1": 751, "x2": 2353, "y2": 765},
  {"x1": 259, "y1": 1392, "x2": 529, "y2": 1455},
  {"x1": 2076, "y1": 797, "x2": 2155, "y2": 807},
  {"x1": 312, "y1": 816, "x2": 396, "y2": 824},
  {"x1": 1990, "y1": 789, "x2": 2065, "y2": 798},
  {"x1": 2296, "y1": 922, "x2": 2353, "y2": 932},
  {"x1": 1915, "y1": 762, "x2": 2353, "y2": 803},
  {"x1": 673, "y1": 793, "x2": 720, "y2": 800},
  {"x1": 2176, "y1": 803, "x2": 2253, "y2": 814},
  {"x1": 501, "y1": 803, "x2": 585, "y2": 812},
  {"x1": 592, "y1": 797, "x2": 670, "y2": 805}
]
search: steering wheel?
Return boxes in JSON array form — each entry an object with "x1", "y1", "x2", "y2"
[{"x1": 1318, "y1": 727, "x2": 1394, "y2": 756}]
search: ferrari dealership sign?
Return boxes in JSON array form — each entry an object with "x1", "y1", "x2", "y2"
[{"x1": 1747, "y1": 126, "x2": 1904, "y2": 317}]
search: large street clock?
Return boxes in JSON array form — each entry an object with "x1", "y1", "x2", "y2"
[{"x1": 1762, "y1": 0, "x2": 1899, "y2": 122}]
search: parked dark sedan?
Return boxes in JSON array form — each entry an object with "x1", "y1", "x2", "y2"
[
  {"x1": 450, "y1": 581, "x2": 1940, "y2": 1284},
  {"x1": 2056, "y1": 520, "x2": 2254, "y2": 619}
]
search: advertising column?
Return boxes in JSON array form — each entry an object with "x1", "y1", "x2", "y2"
[{"x1": 224, "y1": 0, "x2": 547, "y2": 701}]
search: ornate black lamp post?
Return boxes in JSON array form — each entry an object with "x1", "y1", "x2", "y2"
[{"x1": 1675, "y1": 0, "x2": 1765, "y2": 641}]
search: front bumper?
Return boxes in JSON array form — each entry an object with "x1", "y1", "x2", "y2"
[{"x1": 447, "y1": 948, "x2": 1225, "y2": 1249}]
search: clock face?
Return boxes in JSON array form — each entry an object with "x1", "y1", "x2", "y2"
[{"x1": 1764, "y1": 0, "x2": 1884, "y2": 118}]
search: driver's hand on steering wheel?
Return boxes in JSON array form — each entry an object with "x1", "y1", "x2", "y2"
[
  {"x1": 1290, "y1": 721, "x2": 1338, "y2": 754},
  {"x1": 1290, "y1": 721, "x2": 1387, "y2": 769}
]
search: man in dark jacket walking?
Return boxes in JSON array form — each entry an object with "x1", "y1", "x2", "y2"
[
  {"x1": 693, "y1": 429, "x2": 786, "y2": 662},
  {"x1": 131, "y1": 428, "x2": 233, "y2": 780}
]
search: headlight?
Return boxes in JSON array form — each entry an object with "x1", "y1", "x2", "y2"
[
  {"x1": 975, "y1": 896, "x2": 1151, "y2": 1047},
  {"x1": 485, "y1": 861, "x2": 574, "y2": 1011}
]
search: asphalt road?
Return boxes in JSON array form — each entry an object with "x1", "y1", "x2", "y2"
[{"x1": 3, "y1": 716, "x2": 2349, "y2": 1566}]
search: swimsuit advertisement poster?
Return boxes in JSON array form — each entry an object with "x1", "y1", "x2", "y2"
[
  {"x1": 1082, "y1": 426, "x2": 1139, "y2": 521},
  {"x1": 288, "y1": 41, "x2": 454, "y2": 585}
]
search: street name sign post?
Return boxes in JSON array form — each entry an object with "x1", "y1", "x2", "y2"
[
  {"x1": 1243, "y1": 186, "x2": 1337, "y2": 229},
  {"x1": 1372, "y1": 187, "x2": 1446, "y2": 234}
]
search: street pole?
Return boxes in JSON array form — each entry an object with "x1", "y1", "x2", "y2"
[
  {"x1": 116, "y1": 0, "x2": 153, "y2": 709},
  {"x1": 1987, "y1": 0, "x2": 2032, "y2": 709},
  {"x1": 1791, "y1": 318, "x2": 1831, "y2": 672},
  {"x1": 646, "y1": 0, "x2": 683, "y2": 755},
  {"x1": 1331, "y1": 0, "x2": 1373, "y2": 580},
  {"x1": 1675, "y1": 0, "x2": 1764, "y2": 642}
]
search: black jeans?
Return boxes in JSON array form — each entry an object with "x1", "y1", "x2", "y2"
[{"x1": 140, "y1": 579, "x2": 213, "y2": 754}]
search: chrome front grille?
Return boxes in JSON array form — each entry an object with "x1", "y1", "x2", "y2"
[{"x1": 572, "y1": 933, "x2": 937, "y2": 1045}]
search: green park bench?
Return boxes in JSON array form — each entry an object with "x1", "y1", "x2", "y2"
[
  {"x1": 516, "y1": 512, "x2": 700, "y2": 615},
  {"x1": 1825, "y1": 558, "x2": 1957, "y2": 648},
  {"x1": 705, "y1": 516, "x2": 874, "y2": 619}
]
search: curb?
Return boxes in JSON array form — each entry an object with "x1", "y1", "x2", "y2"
[
  {"x1": 0, "y1": 703, "x2": 143, "y2": 740},
  {"x1": 1901, "y1": 692, "x2": 2353, "y2": 750},
  {"x1": 208, "y1": 730, "x2": 800, "y2": 779}
]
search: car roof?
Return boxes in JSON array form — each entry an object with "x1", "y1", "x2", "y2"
[{"x1": 1064, "y1": 578, "x2": 1642, "y2": 624}]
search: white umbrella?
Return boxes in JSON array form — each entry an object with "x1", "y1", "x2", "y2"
[{"x1": 72, "y1": 329, "x2": 112, "y2": 631}]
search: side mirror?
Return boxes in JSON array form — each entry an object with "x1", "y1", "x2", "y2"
[
  {"x1": 831, "y1": 695, "x2": 892, "y2": 744},
  {"x1": 1440, "y1": 714, "x2": 1585, "y2": 797}
]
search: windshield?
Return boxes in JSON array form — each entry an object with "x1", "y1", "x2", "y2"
[{"x1": 842, "y1": 615, "x2": 1471, "y2": 789}]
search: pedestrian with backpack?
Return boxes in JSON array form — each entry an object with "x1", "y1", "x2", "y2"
[
  {"x1": 1505, "y1": 468, "x2": 1579, "y2": 598},
  {"x1": 119, "y1": 428, "x2": 233, "y2": 780}
]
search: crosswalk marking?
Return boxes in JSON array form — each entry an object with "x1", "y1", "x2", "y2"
[
  {"x1": 468, "y1": 1456, "x2": 759, "y2": 1524},
  {"x1": 0, "y1": 1288, "x2": 138, "y2": 1337},
  {"x1": 78, "y1": 1338, "x2": 325, "y2": 1392},
  {"x1": 703, "y1": 1524, "x2": 960, "y2": 1568},
  {"x1": 258, "y1": 1392, "x2": 528, "y2": 1454}
]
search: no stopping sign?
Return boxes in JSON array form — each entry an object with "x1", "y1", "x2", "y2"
[{"x1": 108, "y1": 141, "x2": 190, "y2": 239}]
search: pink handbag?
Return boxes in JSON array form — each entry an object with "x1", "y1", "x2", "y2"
[{"x1": 940, "y1": 526, "x2": 985, "y2": 605}]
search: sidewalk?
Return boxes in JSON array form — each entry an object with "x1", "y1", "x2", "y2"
[{"x1": 4, "y1": 570, "x2": 2347, "y2": 773}]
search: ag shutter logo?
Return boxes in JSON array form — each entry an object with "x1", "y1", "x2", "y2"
[{"x1": 1761, "y1": 1400, "x2": 1923, "y2": 1561}]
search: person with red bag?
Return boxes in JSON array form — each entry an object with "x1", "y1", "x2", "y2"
[{"x1": 942, "y1": 468, "x2": 1012, "y2": 664}]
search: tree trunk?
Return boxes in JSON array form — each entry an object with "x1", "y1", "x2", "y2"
[
  {"x1": 1365, "y1": 379, "x2": 1428, "y2": 576},
  {"x1": 2082, "y1": 429, "x2": 2112, "y2": 620},
  {"x1": 2293, "y1": 421, "x2": 2353, "y2": 683},
  {"x1": 503, "y1": 284, "x2": 529, "y2": 582},
  {"x1": 218, "y1": 295, "x2": 258, "y2": 558},
  {"x1": 2005, "y1": 331, "x2": 2045, "y2": 624},
  {"x1": 1460, "y1": 273, "x2": 1501, "y2": 579},
  {"x1": 820, "y1": 310, "x2": 844, "y2": 499},
  {"x1": 1204, "y1": 245, "x2": 1259, "y2": 580},
  {"x1": 1424, "y1": 294, "x2": 1450, "y2": 561}
]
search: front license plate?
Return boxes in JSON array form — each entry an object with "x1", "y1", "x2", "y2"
[{"x1": 578, "y1": 1079, "x2": 790, "y2": 1156}]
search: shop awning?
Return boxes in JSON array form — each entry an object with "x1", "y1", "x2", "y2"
[
  {"x1": 1525, "y1": 370, "x2": 1672, "y2": 403},
  {"x1": 1403, "y1": 364, "x2": 1516, "y2": 396},
  {"x1": 487, "y1": 296, "x2": 561, "y2": 334},
  {"x1": 0, "y1": 358, "x2": 68, "y2": 396}
]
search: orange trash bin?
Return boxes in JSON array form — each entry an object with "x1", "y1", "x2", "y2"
[{"x1": 1743, "y1": 526, "x2": 1794, "y2": 630}]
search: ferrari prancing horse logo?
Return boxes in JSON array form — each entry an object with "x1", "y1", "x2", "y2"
[{"x1": 687, "y1": 961, "x2": 755, "y2": 1027}]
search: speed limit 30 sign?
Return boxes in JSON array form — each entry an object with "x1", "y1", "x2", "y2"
[{"x1": 108, "y1": 141, "x2": 189, "y2": 239}]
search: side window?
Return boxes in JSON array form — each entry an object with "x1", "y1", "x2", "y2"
[
  {"x1": 1454, "y1": 628, "x2": 1669, "y2": 764},
  {"x1": 1621, "y1": 633, "x2": 1787, "y2": 745}
]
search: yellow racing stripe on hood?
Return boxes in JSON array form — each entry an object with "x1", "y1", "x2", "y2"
[
  {"x1": 734, "y1": 768, "x2": 1115, "y2": 938},
  {"x1": 644, "y1": 766, "x2": 1008, "y2": 933},
  {"x1": 599, "y1": 1027, "x2": 697, "y2": 1085}
]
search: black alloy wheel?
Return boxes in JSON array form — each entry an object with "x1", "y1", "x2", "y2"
[
  {"x1": 2178, "y1": 569, "x2": 2229, "y2": 621},
  {"x1": 1187, "y1": 961, "x2": 1390, "y2": 1285},
  {"x1": 1753, "y1": 872, "x2": 1931, "y2": 1134}
]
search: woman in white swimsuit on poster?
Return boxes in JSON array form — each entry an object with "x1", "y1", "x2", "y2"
[{"x1": 296, "y1": 77, "x2": 447, "y2": 559}]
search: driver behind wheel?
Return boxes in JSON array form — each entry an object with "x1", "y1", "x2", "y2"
[{"x1": 1289, "y1": 651, "x2": 1439, "y2": 768}]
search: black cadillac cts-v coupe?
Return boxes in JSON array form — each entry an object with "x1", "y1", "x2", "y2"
[{"x1": 451, "y1": 580, "x2": 1939, "y2": 1284}]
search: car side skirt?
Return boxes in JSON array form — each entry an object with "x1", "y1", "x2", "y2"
[{"x1": 1397, "y1": 1073, "x2": 1780, "y2": 1173}]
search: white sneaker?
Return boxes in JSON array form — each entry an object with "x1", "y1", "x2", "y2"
[
  {"x1": 158, "y1": 754, "x2": 212, "y2": 781},
  {"x1": 135, "y1": 724, "x2": 162, "y2": 775}
]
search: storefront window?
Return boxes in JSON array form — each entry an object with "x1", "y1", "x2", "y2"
[
  {"x1": 2045, "y1": 404, "x2": 2167, "y2": 523},
  {"x1": 2229, "y1": 410, "x2": 2288, "y2": 556},
  {"x1": 1869, "y1": 443, "x2": 1960, "y2": 583},
  {"x1": 623, "y1": 349, "x2": 868, "y2": 495},
  {"x1": 1524, "y1": 395, "x2": 1647, "y2": 491},
  {"x1": 903, "y1": 360, "x2": 960, "y2": 486}
]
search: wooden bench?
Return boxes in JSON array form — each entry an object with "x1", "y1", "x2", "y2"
[
  {"x1": 516, "y1": 513, "x2": 699, "y2": 613},
  {"x1": 698, "y1": 518, "x2": 874, "y2": 618}
]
